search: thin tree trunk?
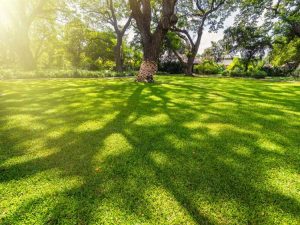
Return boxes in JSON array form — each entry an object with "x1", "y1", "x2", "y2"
[
  {"x1": 114, "y1": 35, "x2": 123, "y2": 72},
  {"x1": 185, "y1": 55, "x2": 195, "y2": 75}
]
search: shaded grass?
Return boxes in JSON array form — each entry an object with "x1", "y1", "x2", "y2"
[{"x1": 0, "y1": 76, "x2": 299, "y2": 224}]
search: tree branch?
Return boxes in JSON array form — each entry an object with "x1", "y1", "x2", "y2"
[
  {"x1": 108, "y1": 0, "x2": 120, "y2": 34},
  {"x1": 171, "y1": 28, "x2": 194, "y2": 47},
  {"x1": 172, "y1": 48, "x2": 186, "y2": 65},
  {"x1": 121, "y1": 15, "x2": 133, "y2": 35}
]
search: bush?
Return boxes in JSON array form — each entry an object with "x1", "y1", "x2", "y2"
[
  {"x1": 159, "y1": 61, "x2": 184, "y2": 74},
  {"x1": 228, "y1": 68, "x2": 247, "y2": 77},
  {"x1": 0, "y1": 69, "x2": 137, "y2": 79},
  {"x1": 221, "y1": 70, "x2": 230, "y2": 77},
  {"x1": 261, "y1": 66, "x2": 297, "y2": 77},
  {"x1": 251, "y1": 70, "x2": 267, "y2": 79},
  {"x1": 222, "y1": 67, "x2": 267, "y2": 79},
  {"x1": 227, "y1": 58, "x2": 245, "y2": 71},
  {"x1": 292, "y1": 69, "x2": 300, "y2": 77},
  {"x1": 194, "y1": 60, "x2": 224, "y2": 75}
]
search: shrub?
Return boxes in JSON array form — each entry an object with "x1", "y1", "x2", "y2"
[
  {"x1": 0, "y1": 69, "x2": 137, "y2": 79},
  {"x1": 159, "y1": 61, "x2": 184, "y2": 74},
  {"x1": 194, "y1": 60, "x2": 224, "y2": 75},
  {"x1": 261, "y1": 66, "x2": 292, "y2": 77},
  {"x1": 292, "y1": 69, "x2": 300, "y2": 77},
  {"x1": 251, "y1": 70, "x2": 267, "y2": 79},
  {"x1": 227, "y1": 58, "x2": 245, "y2": 71},
  {"x1": 222, "y1": 66, "x2": 267, "y2": 79},
  {"x1": 227, "y1": 68, "x2": 249, "y2": 77}
]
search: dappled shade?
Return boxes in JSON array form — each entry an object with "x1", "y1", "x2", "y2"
[{"x1": 0, "y1": 76, "x2": 299, "y2": 224}]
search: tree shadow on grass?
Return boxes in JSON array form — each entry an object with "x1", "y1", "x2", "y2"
[{"x1": 0, "y1": 77, "x2": 299, "y2": 224}]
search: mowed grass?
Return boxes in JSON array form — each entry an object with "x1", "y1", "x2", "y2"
[{"x1": 0, "y1": 76, "x2": 299, "y2": 225}]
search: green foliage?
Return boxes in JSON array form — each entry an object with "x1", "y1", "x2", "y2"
[
  {"x1": 158, "y1": 61, "x2": 184, "y2": 74},
  {"x1": 202, "y1": 40, "x2": 225, "y2": 62},
  {"x1": 261, "y1": 66, "x2": 288, "y2": 77},
  {"x1": 251, "y1": 70, "x2": 267, "y2": 79},
  {"x1": 64, "y1": 19, "x2": 88, "y2": 68},
  {"x1": 270, "y1": 37, "x2": 300, "y2": 68},
  {"x1": 123, "y1": 45, "x2": 143, "y2": 71},
  {"x1": 224, "y1": 58, "x2": 267, "y2": 79},
  {"x1": 165, "y1": 32, "x2": 183, "y2": 51},
  {"x1": 0, "y1": 69, "x2": 136, "y2": 79},
  {"x1": 194, "y1": 60, "x2": 224, "y2": 75},
  {"x1": 292, "y1": 69, "x2": 300, "y2": 77},
  {"x1": 223, "y1": 25, "x2": 271, "y2": 71},
  {"x1": 227, "y1": 57, "x2": 245, "y2": 71},
  {"x1": 238, "y1": 0, "x2": 300, "y2": 39},
  {"x1": 84, "y1": 31, "x2": 115, "y2": 66}
]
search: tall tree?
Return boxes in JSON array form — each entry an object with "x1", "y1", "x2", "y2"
[
  {"x1": 172, "y1": 0, "x2": 236, "y2": 75},
  {"x1": 238, "y1": 0, "x2": 300, "y2": 69},
  {"x1": 0, "y1": 0, "x2": 63, "y2": 70},
  {"x1": 129, "y1": 0, "x2": 178, "y2": 82},
  {"x1": 239, "y1": 0, "x2": 300, "y2": 39},
  {"x1": 223, "y1": 25, "x2": 271, "y2": 71},
  {"x1": 64, "y1": 19, "x2": 87, "y2": 69},
  {"x1": 202, "y1": 40, "x2": 225, "y2": 62},
  {"x1": 80, "y1": 0, "x2": 132, "y2": 72}
]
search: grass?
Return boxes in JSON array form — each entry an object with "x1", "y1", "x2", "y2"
[{"x1": 0, "y1": 75, "x2": 299, "y2": 224}]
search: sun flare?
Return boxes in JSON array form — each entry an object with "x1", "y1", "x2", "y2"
[{"x1": 0, "y1": 1, "x2": 17, "y2": 29}]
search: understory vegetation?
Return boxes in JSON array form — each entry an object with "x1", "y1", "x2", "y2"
[
  {"x1": 1, "y1": 76, "x2": 299, "y2": 224},
  {"x1": 0, "y1": 69, "x2": 136, "y2": 79}
]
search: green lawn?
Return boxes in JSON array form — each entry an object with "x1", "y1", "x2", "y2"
[{"x1": 0, "y1": 76, "x2": 299, "y2": 224}]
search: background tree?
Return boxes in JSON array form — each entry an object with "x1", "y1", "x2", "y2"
[
  {"x1": 0, "y1": 21, "x2": 16, "y2": 67},
  {"x1": 239, "y1": 0, "x2": 300, "y2": 39},
  {"x1": 64, "y1": 19, "x2": 87, "y2": 69},
  {"x1": 79, "y1": 0, "x2": 132, "y2": 72},
  {"x1": 202, "y1": 40, "x2": 225, "y2": 62},
  {"x1": 0, "y1": 0, "x2": 64, "y2": 70},
  {"x1": 223, "y1": 25, "x2": 271, "y2": 71},
  {"x1": 171, "y1": 0, "x2": 236, "y2": 75},
  {"x1": 129, "y1": 0, "x2": 178, "y2": 82},
  {"x1": 84, "y1": 30, "x2": 115, "y2": 70},
  {"x1": 64, "y1": 19, "x2": 116, "y2": 70},
  {"x1": 269, "y1": 36, "x2": 300, "y2": 69}
]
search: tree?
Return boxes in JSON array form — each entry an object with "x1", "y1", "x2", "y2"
[
  {"x1": 236, "y1": 0, "x2": 300, "y2": 70},
  {"x1": 0, "y1": 20, "x2": 16, "y2": 67},
  {"x1": 239, "y1": 0, "x2": 300, "y2": 39},
  {"x1": 223, "y1": 25, "x2": 271, "y2": 71},
  {"x1": 171, "y1": 0, "x2": 236, "y2": 75},
  {"x1": 202, "y1": 40, "x2": 225, "y2": 62},
  {"x1": 84, "y1": 31, "x2": 115, "y2": 70},
  {"x1": 129, "y1": 0, "x2": 178, "y2": 82},
  {"x1": 0, "y1": 0, "x2": 62, "y2": 70},
  {"x1": 269, "y1": 36, "x2": 300, "y2": 69},
  {"x1": 79, "y1": 0, "x2": 132, "y2": 72},
  {"x1": 64, "y1": 19, "x2": 87, "y2": 69},
  {"x1": 64, "y1": 19, "x2": 118, "y2": 70}
]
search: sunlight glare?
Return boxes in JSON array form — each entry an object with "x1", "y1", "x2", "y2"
[{"x1": 0, "y1": 0, "x2": 17, "y2": 29}]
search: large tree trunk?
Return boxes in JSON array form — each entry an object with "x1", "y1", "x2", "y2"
[
  {"x1": 114, "y1": 35, "x2": 123, "y2": 72},
  {"x1": 136, "y1": 38, "x2": 161, "y2": 82},
  {"x1": 129, "y1": 0, "x2": 178, "y2": 82}
]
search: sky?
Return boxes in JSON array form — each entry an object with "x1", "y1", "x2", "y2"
[{"x1": 198, "y1": 15, "x2": 236, "y2": 54}]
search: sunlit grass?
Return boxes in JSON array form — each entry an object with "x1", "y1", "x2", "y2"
[{"x1": 0, "y1": 76, "x2": 299, "y2": 224}]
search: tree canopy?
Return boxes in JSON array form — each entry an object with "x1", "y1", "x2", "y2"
[{"x1": 0, "y1": 0, "x2": 298, "y2": 80}]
